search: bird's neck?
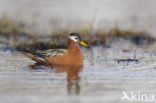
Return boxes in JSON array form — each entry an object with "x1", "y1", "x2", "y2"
[{"x1": 68, "y1": 39, "x2": 80, "y2": 50}]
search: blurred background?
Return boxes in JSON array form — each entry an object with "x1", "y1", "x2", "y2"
[
  {"x1": 0, "y1": 0, "x2": 155, "y2": 51},
  {"x1": 0, "y1": 0, "x2": 155, "y2": 35},
  {"x1": 0, "y1": 0, "x2": 156, "y2": 49}
]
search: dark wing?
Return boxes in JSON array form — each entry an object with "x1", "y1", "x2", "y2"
[{"x1": 24, "y1": 49, "x2": 67, "y2": 58}]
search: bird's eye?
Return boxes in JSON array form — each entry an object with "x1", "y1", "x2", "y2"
[{"x1": 75, "y1": 37, "x2": 78, "y2": 40}]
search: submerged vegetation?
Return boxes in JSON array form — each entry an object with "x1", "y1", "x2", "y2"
[{"x1": 0, "y1": 17, "x2": 155, "y2": 51}]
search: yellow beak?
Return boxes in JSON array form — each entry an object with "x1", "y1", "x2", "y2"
[{"x1": 80, "y1": 41, "x2": 88, "y2": 47}]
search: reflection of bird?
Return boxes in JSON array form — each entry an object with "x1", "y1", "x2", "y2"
[
  {"x1": 22, "y1": 33, "x2": 88, "y2": 65},
  {"x1": 29, "y1": 63, "x2": 83, "y2": 95}
]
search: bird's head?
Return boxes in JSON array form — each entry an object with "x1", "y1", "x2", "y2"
[{"x1": 68, "y1": 33, "x2": 88, "y2": 47}]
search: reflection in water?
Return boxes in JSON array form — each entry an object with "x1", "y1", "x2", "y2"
[{"x1": 29, "y1": 63, "x2": 83, "y2": 95}]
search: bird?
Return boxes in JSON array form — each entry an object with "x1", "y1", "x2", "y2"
[{"x1": 22, "y1": 33, "x2": 88, "y2": 65}]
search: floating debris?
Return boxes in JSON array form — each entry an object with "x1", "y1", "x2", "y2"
[{"x1": 115, "y1": 59, "x2": 139, "y2": 63}]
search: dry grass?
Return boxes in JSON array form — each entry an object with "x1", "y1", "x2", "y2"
[
  {"x1": 0, "y1": 17, "x2": 155, "y2": 50},
  {"x1": 0, "y1": 16, "x2": 29, "y2": 36}
]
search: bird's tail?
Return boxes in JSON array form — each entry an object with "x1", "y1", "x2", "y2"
[{"x1": 21, "y1": 48, "x2": 45, "y2": 64}]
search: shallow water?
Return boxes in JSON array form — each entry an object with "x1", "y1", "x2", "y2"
[{"x1": 1, "y1": 41, "x2": 156, "y2": 103}]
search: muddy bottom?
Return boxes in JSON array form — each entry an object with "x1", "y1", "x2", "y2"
[{"x1": 0, "y1": 40, "x2": 156, "y2": 103}]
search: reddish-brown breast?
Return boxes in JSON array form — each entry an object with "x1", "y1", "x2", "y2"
[{"x1": 45, "y1": 39, "x2": 84, "y2": 65}]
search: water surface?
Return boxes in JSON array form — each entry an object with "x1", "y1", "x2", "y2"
[{"x1": 1, "y1": 41, "x2": 156, "y2": 103}]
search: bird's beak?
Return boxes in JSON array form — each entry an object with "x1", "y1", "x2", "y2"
[{"x1": 80, "y1": 41, "x2": 88, "y2": 47}]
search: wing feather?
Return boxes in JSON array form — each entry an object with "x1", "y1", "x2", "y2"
[
  {"x1": 25, "y1": 49, "x2": 67, "y2": 58},
  {"x1": 37, "y1": 49, "x2": 67, "y2": 57}
]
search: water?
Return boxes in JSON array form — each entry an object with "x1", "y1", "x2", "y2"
[{"x1": 1, "y1": 40, "x2": 156, "y2": 103}]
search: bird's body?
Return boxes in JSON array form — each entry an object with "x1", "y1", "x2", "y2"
[{"x1": 22, "y1": 33, "x2": 88, "y2": 66}]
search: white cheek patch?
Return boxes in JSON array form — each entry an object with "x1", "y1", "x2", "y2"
[{"x1": 69, "y1": 36, "x2": 77, "y2": 42}]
